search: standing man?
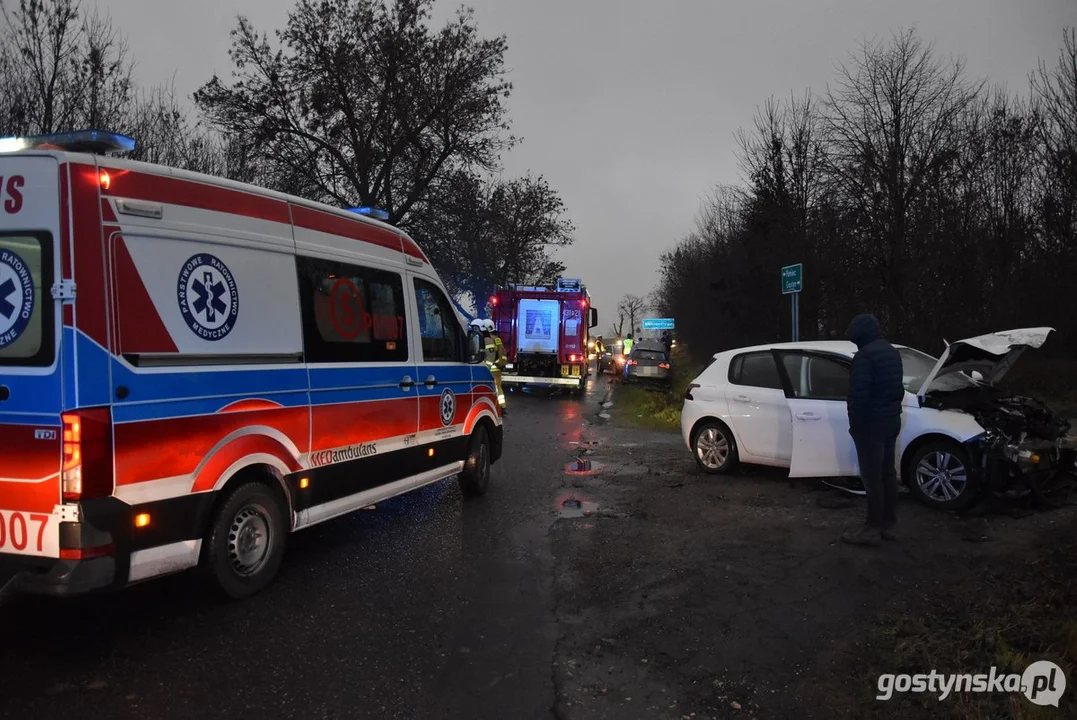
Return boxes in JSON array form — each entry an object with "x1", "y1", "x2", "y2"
[
  {"x1": 842, "y1": 314, "x2": 905, "y2": 546},
  {"x1": 484, "y1": 319, "x2": 508, "y2": 412},
  {"x1": 622, "y1": 334, "x2": 634, "y2": 356}
]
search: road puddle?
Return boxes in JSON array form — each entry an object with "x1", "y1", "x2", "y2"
[{"x1": 559, "y1": 497, "x2": 599, "y2": 518}]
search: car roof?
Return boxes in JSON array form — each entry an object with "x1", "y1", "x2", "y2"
[
  {"x1": 714, "y1": 340, "x2": 857, "y2": 357},
  {"x1": 710, "y1": 339, "x2": 916, "y2": 360}
]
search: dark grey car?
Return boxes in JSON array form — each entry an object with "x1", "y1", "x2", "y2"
[{"x1": 622, "y1": 343, "x2": 672, "y2": 386}]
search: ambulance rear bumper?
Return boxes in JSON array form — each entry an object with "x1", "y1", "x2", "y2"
[
  {"x1": 0, "y1": 553, "x2": 115, "y2": 599},
  {"x1": 0, "y1": 496, "x2": 134, "y2": 599}
]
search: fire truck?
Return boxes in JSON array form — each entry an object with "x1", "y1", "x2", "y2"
[{"x1": 491, "y1": 278, "x2": 598, "y2": 395}]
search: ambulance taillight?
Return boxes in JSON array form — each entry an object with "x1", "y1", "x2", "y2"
[{"x1": 60, "y1": 409, "x2": 114, "y2": 501}]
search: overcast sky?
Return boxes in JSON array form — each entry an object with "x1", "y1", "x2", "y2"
[{"x1": 99, "y1": 0, "x2": 1075, "y2": 321}]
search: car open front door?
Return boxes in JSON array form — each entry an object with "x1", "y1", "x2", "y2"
[{"x1": 777, "y1": 351, "x2": 860, "y2": 478}]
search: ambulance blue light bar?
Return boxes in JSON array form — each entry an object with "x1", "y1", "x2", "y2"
[
  {"x1": 347, "y1": 206, "x2": 390, "y2": 221},
  {"x1": 0, "y1": 129, "x2": 136, "y2": 155}
]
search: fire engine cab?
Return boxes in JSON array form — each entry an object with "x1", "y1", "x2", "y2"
[
  {"x1": 491, "y1": 278, "x2": 598, "y2": 396},
  {"x1": 0, "y1": 130, "x2": 503, "y2": 600}
]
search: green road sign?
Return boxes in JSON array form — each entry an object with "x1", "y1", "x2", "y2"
[{"x1": 781, "y1": 263, "x2": 803, "y2": 294}]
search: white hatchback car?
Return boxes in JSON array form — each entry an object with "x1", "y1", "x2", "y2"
[{"x1": 680, "y1": 328, "x2": 1073, "y2": 510}]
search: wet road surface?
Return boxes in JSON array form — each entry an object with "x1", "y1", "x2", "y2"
[{"x1": 0, "y1": 378, "x2": 610, "y2": 720}]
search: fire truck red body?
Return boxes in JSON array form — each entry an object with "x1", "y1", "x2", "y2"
[{"x1": 491, "y1": 278, "x2": 598, "y2": 395}]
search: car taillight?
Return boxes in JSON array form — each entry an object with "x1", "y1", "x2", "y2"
[
  {"x1": 628, "y1": 359, "x2": 638, "y2": 366},
  {"x1": 659, "y1": 362, "x2": 670, "y2": 370},
  {"x1": 684, "y1": 383, "x2": 700, "y2": 400},
  {"x1": 62, "y1": 408, "x2": 113, "y2": 501}
]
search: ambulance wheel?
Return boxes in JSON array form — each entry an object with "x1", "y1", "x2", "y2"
[
  {"x1": 201, "y1": 480, "x2": 287, "y2": 600},
  {"x1": 458, "y1": 425, "x2": 492, "y2": 497}
]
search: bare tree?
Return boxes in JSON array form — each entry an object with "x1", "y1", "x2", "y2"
[
  {"x1": 0, "y1": 0, "x2": 135, "y2": 135},
  {"x1": 1031, "y1": 27, "x2": 1077, "y2": 253},
  {"x1": 405, "y1": 170, "x2": 574, "y2": 312},
  {"x1": 823, "y1": 28, "x2": 983, "y2": 337},
  {"x1": 618, "y1": 294, "x2": 645, "y2": 336},
  {"x1": 735, "y1": 91, "x2": 828, "y2": 340},
  {"x1": 76, "y1": 8, "x2": 133, "y2": 129},
  {"x1": 194, "y1": 0, "x2": 515, "y2": 223}
]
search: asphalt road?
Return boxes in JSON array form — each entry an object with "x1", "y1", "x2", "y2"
[{"x1": 0, "y1": 378, "x2": 608, "y2": 720}]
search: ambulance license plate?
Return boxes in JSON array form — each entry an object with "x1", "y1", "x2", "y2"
[{"x1": 0, "y1": 509, "x2": 60, "y2": 558}]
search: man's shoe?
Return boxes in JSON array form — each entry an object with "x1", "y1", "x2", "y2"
[
  {"x1": 880, "y1": 525, "x2": 897, "y2": 542},
  {"x1": 840, "y1": 525, "x2": 882, "y2": 547}
]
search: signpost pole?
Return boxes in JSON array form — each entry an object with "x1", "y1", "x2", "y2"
[
  {"x1": 781, "y1": 263, "x2": 803, "y2": 342},
  {"x1": 791, "y1": 291, "x2": 798, "y2": 342}
]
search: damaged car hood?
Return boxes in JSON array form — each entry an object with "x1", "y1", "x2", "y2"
[{"x1": 915, "y1": 327, "x2": 1055, "y2": 398}]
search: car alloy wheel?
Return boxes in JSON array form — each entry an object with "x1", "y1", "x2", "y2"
[
  {"x1": 914, "y1": 449, "x2": 969, "y2": 503},
  {"x1": 693, "y1": 422, "x2": 737, "y2": 474}
]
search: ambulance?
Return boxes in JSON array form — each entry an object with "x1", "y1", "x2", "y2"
[{"x1": 0, "y1": 130, "x2": 503, "y2": 600}]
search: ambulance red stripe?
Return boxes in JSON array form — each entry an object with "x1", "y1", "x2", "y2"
[
  {"x1": 114, "y1": 406, "x2": 310, "y2": 487},
  {"x1": 112, "y1": 236, "x2": 179, "y2": 353},
  {"x1": 310, "y1": 398, "x2": 418, "y2": 447},
  {"x1": 191, "y1": 434, "x2": 304, "y2": 493},
  {"x1": 0, "y1": 427, "x2": 61, "y2": 513},
  {"x1": 71, "y1": 163, "x2": 108, "y2": 347},
  {"x1": 100, "y1": 166, "x2": 292, "y2": 225}
]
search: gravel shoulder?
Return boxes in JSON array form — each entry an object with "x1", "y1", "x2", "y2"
[{"x1": 549, "y1": 385, "x2": 1077, "y2": 719}]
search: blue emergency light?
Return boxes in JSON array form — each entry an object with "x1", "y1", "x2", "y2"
[
  {"x1": 347, "y1": 206, "x2": 391, "y2": 221},
  {"x1": 0, "y1": 129, "x2": 136, "y2": 155}
]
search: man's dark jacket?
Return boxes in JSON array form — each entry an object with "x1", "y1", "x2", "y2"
[{"x1": 846, "y1": 314, "x2": 905, "y2": 437}]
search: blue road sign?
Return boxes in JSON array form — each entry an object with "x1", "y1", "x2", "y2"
[{"x1": 641, "y1": 317, "x2": 675, "y2": 330}]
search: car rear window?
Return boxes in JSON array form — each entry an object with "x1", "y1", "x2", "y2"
[
  {"x1": 633, "y1": 349, "x2": 666, "y2": 361},
  {"x1": 729, "y1": 351, "x2": 783, "y2": 389},
  {"x1": 0, "y1": 233, "x2": 54, "y2": 366}
]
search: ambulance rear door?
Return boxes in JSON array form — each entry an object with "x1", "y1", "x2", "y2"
[{"x1": 0, "y1": 153, "x2": 66, "y2": 561}]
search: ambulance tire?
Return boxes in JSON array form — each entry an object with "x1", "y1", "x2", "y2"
[
  {"x1": 458, "y1": 425, "x2": 492, "y2": 497},
  {"x1": 201, "y1": 480, "x2": 287, "y2": 600}
]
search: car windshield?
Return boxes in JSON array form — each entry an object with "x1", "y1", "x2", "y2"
[{"x1": 898, "y1": 347, "x2": 977, "y2": 393}]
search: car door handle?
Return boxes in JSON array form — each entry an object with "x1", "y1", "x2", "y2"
[
  {"x1": 399, "y1": 376, "x2": 415, "y2": 389},
  {"x1": 731, "y1": 395, "x2": 751, "y2": 403},
  {"x1": 796, "y1": 412, "x2": 821, "y2": 420},
  {"x1": 424, "y1": 375, "x2": 438, "y2": 387}
]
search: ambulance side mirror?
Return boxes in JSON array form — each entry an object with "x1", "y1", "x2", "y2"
[
  {"x1": 589, "y1": 308, "x2": 598, "y2": 329},
  {"x1": 466, "y1": 329, "x2": 484, "y2": 364}
]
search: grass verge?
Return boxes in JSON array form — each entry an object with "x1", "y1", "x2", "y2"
[
  {"x1": 612, "y1": 348, "x2": 705, "y2": 432},
  {"x1": 841, "y1": 526, "x2": 1077, "y2": 719}
]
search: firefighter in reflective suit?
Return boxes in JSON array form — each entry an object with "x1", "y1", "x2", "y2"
[{"x1": 483, "y1": 319, "x2": 507, "y2": 411}]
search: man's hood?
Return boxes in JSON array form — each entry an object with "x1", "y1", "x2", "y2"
[
  {"x1": 846, "y1": 314, "x2": 884, "y2": 348},
  {"x1": 916, "y1": 327, "x2": 1056, "y2": 398}
]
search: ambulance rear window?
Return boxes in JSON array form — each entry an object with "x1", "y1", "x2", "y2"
[
  {"x1": 296, "y1": 256, "x2": 409, "y2": 364},
  {"x1": 0, "y1": 233, "x2": 55, "y2": 367}
]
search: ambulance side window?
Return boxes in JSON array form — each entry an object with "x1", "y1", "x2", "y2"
[
  {"x1": 413, "y1": 278, "x2": 464, "y2": 363},
  {"x1": 296, "y1": 256, "x2": 408, "y2": 363},
  {"x1": 0, "y1": 232, "x2": 55, "y2": 367}
]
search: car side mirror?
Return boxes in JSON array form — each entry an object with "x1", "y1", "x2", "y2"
[
  {"x1": 466, "y1": 329, "x2": 485, "y2": 364},
  {"x1": 589, "y1": 308, "x2": 598, "y2": 328}
]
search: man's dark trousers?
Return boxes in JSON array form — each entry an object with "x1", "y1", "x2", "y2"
[{"x1": 852, "y1": 420, "x2": 900, "y2": 527}]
